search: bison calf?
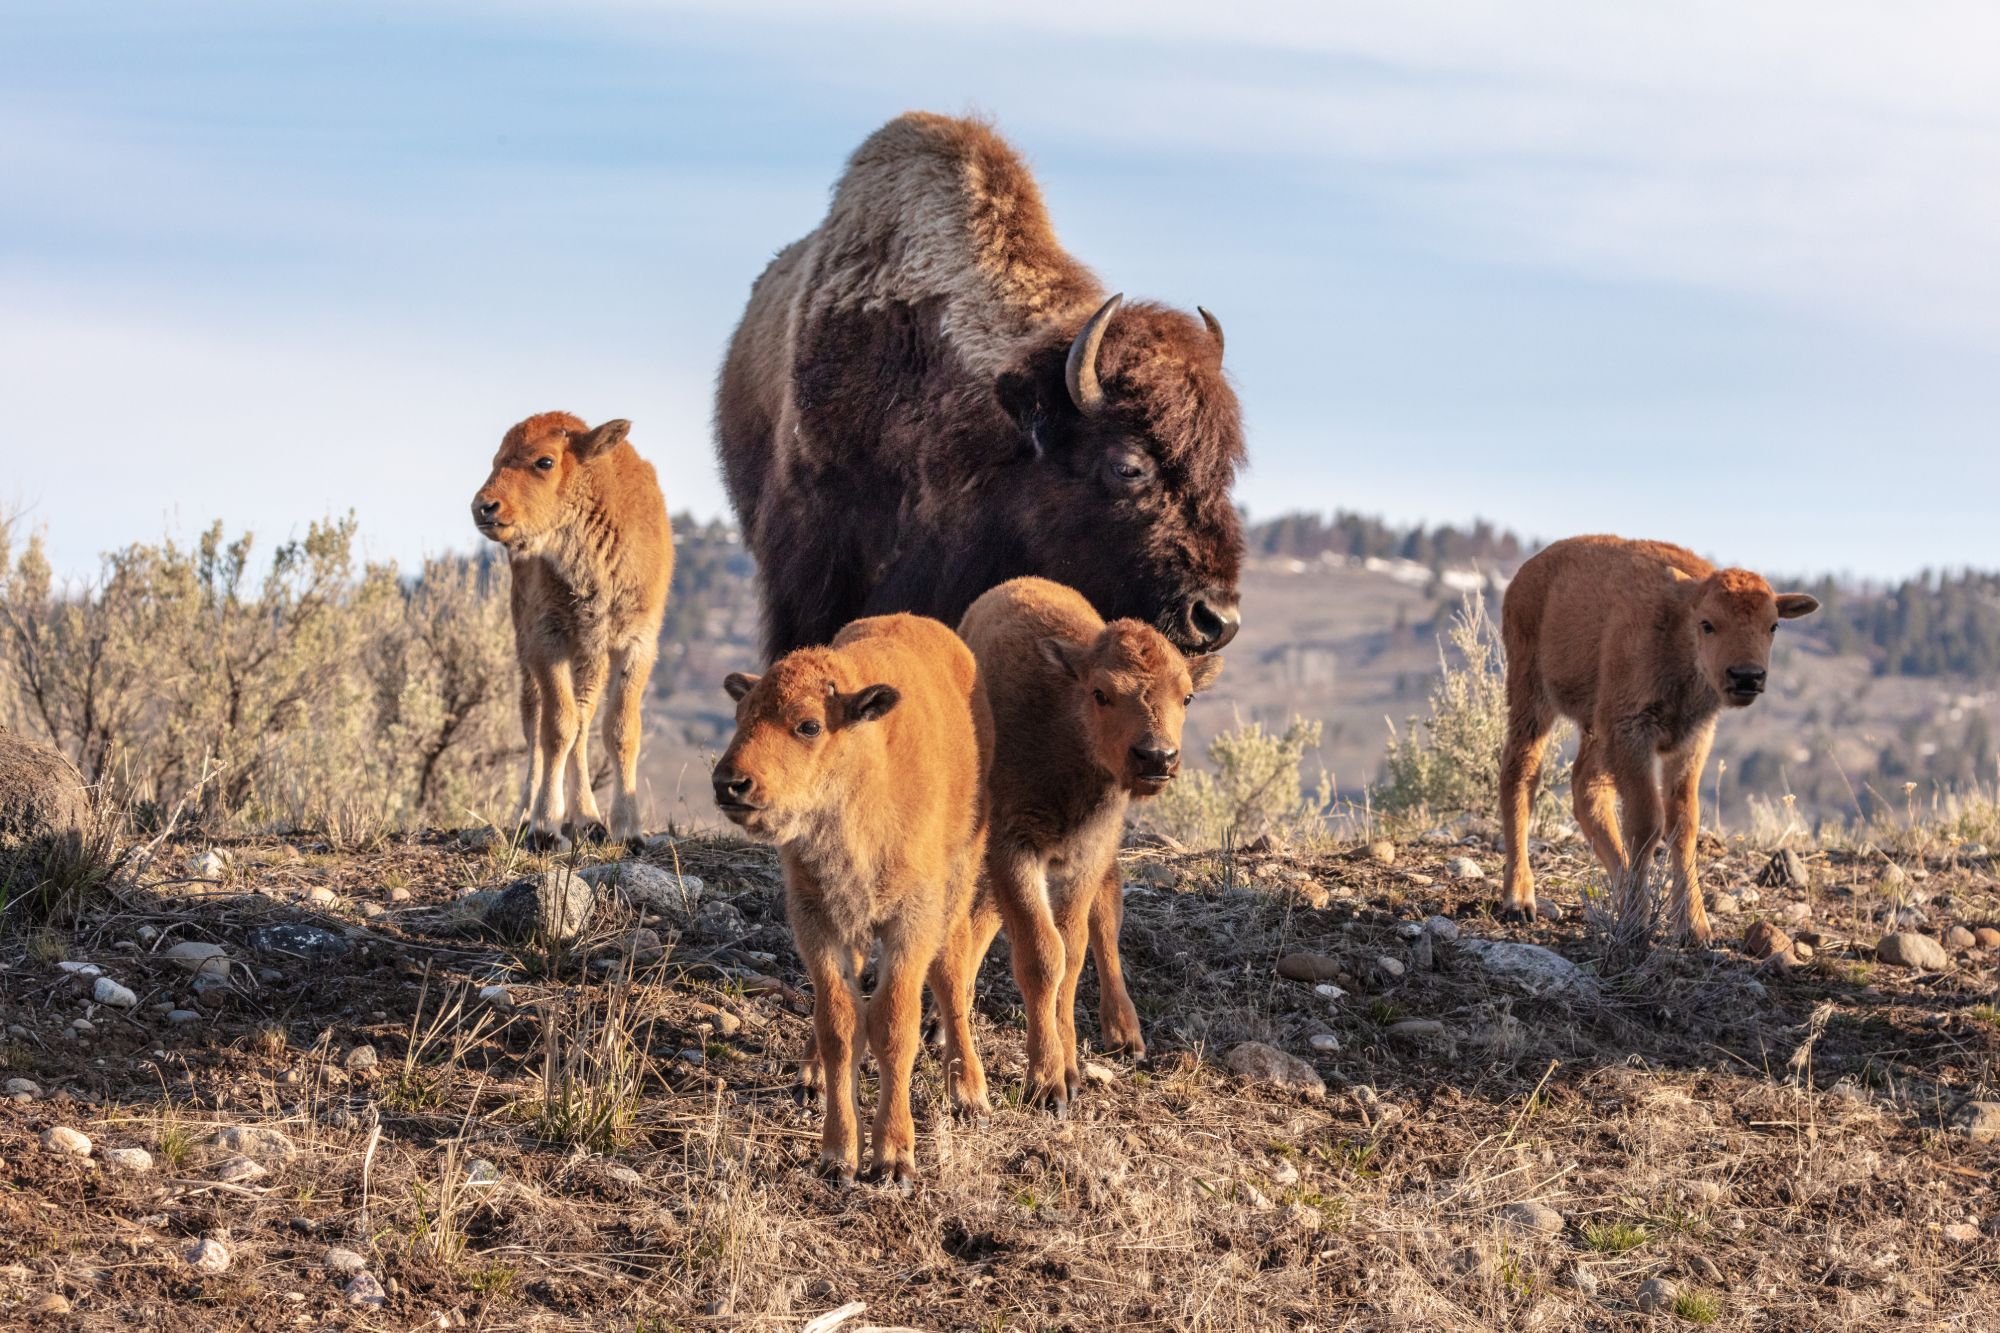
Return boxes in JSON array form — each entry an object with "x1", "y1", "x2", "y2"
[
  {"x1": 472, "y1": 412, "x2": 671, "y2": 850},
  {"x1": 1499, "y1": 536, "x2": 1818, "y2": 941},
  {"x1": 712, "y1": 614, "x2": 990, "y2": 1187},
  {"x1": 960, "y1": 578, "x2": 1221, "y2": 1114}
]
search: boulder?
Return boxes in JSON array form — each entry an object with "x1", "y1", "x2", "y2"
[
  {"x1": 485, "y1": 868, "x2": 595, "y2": 944},
  {"x1": 1754, "y1": 848, "x2": 1808, "y2": 889},
  {"x1": 0, "y1": 733, "x2": 89, "y2": 854},
  {"x1": 582, "y1": 861, "x2": 703, "y2": 921},
  {"x1": 1875, "y1": 932, "x2": 1949, "y2": 971},
  {"x1": 1455, "y1": 937, "x2": 1595, "y2": 998},
  {"x1": 1222, "y1": 1041, "x2": 1325, "y2": 1098},
  {"x1": 1950, "y1": 1101, "x2": 2000, "y2": 1143},
  {"x1": 247, "y1": 923, "x2": 349, "y2": 964}
]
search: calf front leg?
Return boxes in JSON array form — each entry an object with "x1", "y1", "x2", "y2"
[
  {"x1": 800, "y1": 944, "x2": 865, "y2": 1187},
  {"x1": 1661, "y1": 721, "x2": 1716, "y2": 944},
  {"x1": 601, "y1": 642, "x2": 656, "y2": 846},
  {"x1": 516, "y1": 670, "x2": 542, "y2": 833},
  {"x1": 993, "y1": 852, "x2": 1070, "y2": 1116},
  {"x1": 1089, "y1": 862, "x2": 1145, "y2": 1058},
  {"x1": 928, "y1": 905, "x2": 991, "y2": 1120},
  {"x1": 564, "y1": 652, "x2": 609, "y2": 839},
  {"x1": 1607, "y1": 723, "x2": 1666, "y2": 921},
  {"x1": 529, "y1": 658, "x2": 579, "y2": 850},
  {"x1": 866, "y1": 921, "x2": 937, "y2": 1189}
]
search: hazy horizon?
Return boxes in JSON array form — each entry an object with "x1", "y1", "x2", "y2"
[{"x1": 8, "y1": 1, "x2": 2000, "y2": 584}]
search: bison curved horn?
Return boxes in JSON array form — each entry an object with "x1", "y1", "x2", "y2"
[
  {"x1": 1198, "y1": 306, "x2": 1223, "y2": 353},
  {"x1": 1065, "y1": 293, "x2": 1124, "y2": 415}
]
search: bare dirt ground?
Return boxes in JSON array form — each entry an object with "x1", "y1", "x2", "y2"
[{"x1": 3, "y1": 828, "x2": 1998, "y2": 1331}]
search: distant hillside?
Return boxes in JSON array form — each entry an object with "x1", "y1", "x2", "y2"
[{"x1": 633, "y1": 511, "x2": 2000, "y2": 828}]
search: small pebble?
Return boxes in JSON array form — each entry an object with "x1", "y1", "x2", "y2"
[
  {"x1": 183, "y1": 1238, "x2": 231, "y2": 1274},
  {"x1": 41, "y1": 1126, "x2": 92, "y2": 1157},
  {"x1": 1635, "y1": 1277, "x2": 1676, "y2": 1313}
]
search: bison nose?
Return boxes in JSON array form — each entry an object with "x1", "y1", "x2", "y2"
[
  {"x1": 713, "y1": 771, "x2": 754, "y2": 805},
  {"x1": 1132, "y1": 745, "x2": 1179, "y2": 777},
  {"x1": 1727, "y1": 666, "x2": 1766, "y2": 693},
  {"x1": 1187, "y1": 595, "x2": 1240, "y2": 651},
  {"x1": 475, "y1": 499, "x2": 501, "y2": 521}
]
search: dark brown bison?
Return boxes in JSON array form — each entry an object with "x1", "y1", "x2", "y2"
[{"x1": 715, "y1": 111, "x2": 1246, "y2": 663}]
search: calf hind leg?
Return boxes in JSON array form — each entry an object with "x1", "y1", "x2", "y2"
[
  {"x1": 602, "y1": 642, "x2": 656, "y2": 848},
  {"x1": 1499, "y1": 699, "x2": 1555, "y2": 920}
]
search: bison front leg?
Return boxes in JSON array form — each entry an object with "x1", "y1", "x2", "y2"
[
  {"x1": 864, "y1": 920, "x2": 935, "y2": 1190},
  {"x1": 1089, "y1": 862, "x2": 1145, "y2": 1059},
  {"x1": 564, "y1": 651, "x2": 609, "y2": 840},
  {"x1": 528, "y1": 658, "x2": 578, "y2": 851},
  {"x1": 800, "y1": 943, "x2": 865, "y2": 1187},
  {"x1": 602, "y1": 642, "x2": 657, "y2": 847},
  {"x1": 1661, "y1": 722, "x2": 1716, "y2": 944},
  {"x1": 994, "y1": 853, "x2": 1070, "y2": 1116}
]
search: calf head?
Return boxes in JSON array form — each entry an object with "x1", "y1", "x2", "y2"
[
  {"x1": 1039, "y1": 620, "x2": 1224, "y2": 796},
  {"x1": 1678, "y1": 567, "x2": 1819, "y2": 707},
  {"x1": 471, "y1": 411, "x2": 630, "y2": 553},
  {"x1": 711, "y1": 651, "x2": 900, "y2": 841},
  {"x1": 997, "y1": 297, "x2": 1246, "y2": 654}
]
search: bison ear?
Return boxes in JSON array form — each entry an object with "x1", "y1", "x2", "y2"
[
  {"x1": 1188, "y1": 653, "x2": 1225, "y2": 693},
  {"x1": 1037, "y1": 636, "x2": 1088, "y2": 681},
  {"x1": 1775, "y1": 593, "x2": 1820, "y2": 620},
  {"x1": 838, "y1": 683, "x2": 900, "y2": 725},
  {"x1": 574, "y1": 419, "x2": 631, "y2": 459},
  {"x1": 723, "y1": 672, "x2": 759, "y2": 702}
]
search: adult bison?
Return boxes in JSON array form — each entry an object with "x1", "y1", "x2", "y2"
[{"x1": 716, "y1": 112, "x2": 1246, "y2": 662}]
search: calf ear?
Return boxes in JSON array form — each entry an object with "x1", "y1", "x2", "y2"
[
  {"x1": 1188, "y1": 653, "x2": 1225, "y2": 693},
  {"x1": 574, "y1": 419, "x2": 632, "y2": 459},
  {"x1": 839, "y1": 683, "x2": 900, "y2": 725},
  {"x1": 1775, "y1": 593, "x2": 1820, "y2": 620},
  {"x1": 723, "y1": 672, "x2": 759, "y2": 702},
  {"x1": 1038, "y1": 636, "x2": 1088, "y2": 681}
]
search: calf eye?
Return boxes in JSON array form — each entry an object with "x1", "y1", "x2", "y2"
[
  {"x1": 1092, "y1": 689, "x2": 1109, "y2": 707},
  {"x1": 1183, "y1": 693, "x2": 1193, "y2": 707},
  {"x1": 1700, "y1": 621, "x2": 1715, "y2": 635},
  {"x1": 535, "y1": 456, "x2": 555, "y2": 471},
  {"x1": 795, "y1": 719, "x2": 822, "y2": 738}
]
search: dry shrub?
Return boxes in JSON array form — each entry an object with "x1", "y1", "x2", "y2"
[
  {"x1": 1144, "y1": 716, "x2": 1332, "y2": 850},
  {"x1": 0, "y1": 514, "x2": 517, "y2": 836},
  {"x1": 1374, "y1": 595, "x2": 1569, "y2": 829}
]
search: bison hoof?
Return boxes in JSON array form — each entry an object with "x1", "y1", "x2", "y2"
[
  {"x1": 1027, "y1": 1080, "x2": 1070, "y2": 1120},
  {"x1": 817, "y1": 1156, "x2": 857, "y2": 1190},
  {"x1": 573, "y1": 821, "x2": 611, "y2": 845},
  {"x1": 526, "y1": 829, "x2": 570, "y2": 854},
  {"x1": 1497, "y1": 901, "x2": 1538, "y2": 923},
  {"x1": 864, "y1": 1161, "x2": 917, "y2": 1193}
]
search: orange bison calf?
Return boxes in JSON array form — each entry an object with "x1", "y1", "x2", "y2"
[
  {"x1": 712, "y1": 614, "x2": 991, "y2": 1187},
  {"x1": 961, "y1": 578, "x2": 1221, "y2": 1114},
  {"x1": 472, "y1": 412, "x2": 672, "y2": 850},
  {"x1": 1499, "y1": 536, "x2": 1818, "y2": 942}
]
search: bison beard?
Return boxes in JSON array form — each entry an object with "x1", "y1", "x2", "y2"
[{"x1": 715, "y1": 112, "x2": 1246, "y2": 663}]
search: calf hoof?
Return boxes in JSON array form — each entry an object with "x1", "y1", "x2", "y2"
[
  {"x1": 526, "y1": 829, "x2": 571, "y2": 854},
  {"x1": 1496, "y1": 899, "x2": 1539, "y2": 923},
  {"x1": 573, "y1": 821, "x2": 611, "y2": 845},
  {"x1": 1026, "y1": 1079, "x2": 1071, "y2": 1120},
  {"x1": 622, "y1": 836, "x2": 647, "y2": 856},
  {"x1": 817, "y1": 1155, "x2": 857, "y2": 1190},
  {"x1": 1100, "y1": 1029, "x2": 1147, "y2": 1061},
  {"x1": 864, "y1": 1160, "x2": 917, "y2": 1193}
]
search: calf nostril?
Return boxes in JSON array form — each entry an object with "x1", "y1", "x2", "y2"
[
  {"x1": 1132, "y1": 746, "x2": 1178, "y2": 770},
  {"x1": 477, "y1": 500, "x2": 500, "y2": 519}
]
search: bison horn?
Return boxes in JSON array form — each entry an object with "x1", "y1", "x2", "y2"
[
  {"x1": 1198, "y1": 306, "x2": 1223, "y2": 353},
  {"x1": 1065, "y1": 293, "x2": 1124, "y2": 414}
]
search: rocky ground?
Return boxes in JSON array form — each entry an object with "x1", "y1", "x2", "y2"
[{"x1": 2, "y1": 826, "x2": 1998, "y2": 1331}]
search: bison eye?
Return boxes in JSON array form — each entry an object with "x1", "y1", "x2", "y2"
[
  {"x1": 534, "y1": 456, "x2": 555, "y2": 472},
  {"x1": 1092, "y1": 689, "x2": 1109, "y2": 707},
  {"x1": 795, "y1": 719, "x2": 822, "y2": 738},
  {"x1": 1700, "y1": 620, "x2": 1715, "y2": 635},
  {"x1": 1106, "y1": 452, "x2": 1154, "y2": 486}
]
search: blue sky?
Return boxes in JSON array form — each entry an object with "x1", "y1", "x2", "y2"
[{"x1": 5, "y1": 0, "x2": 1999, "y2": 582}]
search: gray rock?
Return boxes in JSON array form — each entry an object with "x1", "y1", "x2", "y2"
[
  {"x1": 1385, "y1": 1019, "x2": 1446, "y2": 1041},
  {"x1": 1634, "y1": 1277, "x2": 1676, "y2": 1313},
  {"x1": 41, "y1": 1126, "x2": 91, "y2": 1156},
  {"x1": 1307, "y1": 1033, "x2": 1341, "y2": 1053},
  {"x1": 477, "y1": 984, "x2": 515, "y2": 1011},
  {"x1": 484, "y1": 868, "x2": 595, "y2": 944},
  {"x1": 343, "y1": 1044, "x2": 378, "y2": 1072},
  {"x1": 163, "y1": 941, "x2": 231, "y2": 979},
  {"x1": 183, "y1": 1238, "x2": 231, "y2": 1274},
  {"x1": 1366, "y1": 840, "x2": 1396, "y2": 865},
  {"x1": 1456, "y1": 937, "x2": 1595, "y2": 998},
  {"x1": 324, "y1": 1247, "x2": 368, "y2": 1275},
  {"x1": 1423, "y1": 915, "x2": 1460, "y2": 944},
  {"x1": 1500, "y1": 1201, "x2": 1564, "y2": 1237},
  {"x1": 466, "y1": 1158, "x2": 501, "y2": 1187},
  {"x1": 215, "y1": 1155, "x2": 268, "y2": 1183},
  {"x1": 1446, "y1": 856, "x2": 1486, "y2": 881},
  {"x1": 1875, "y1": 932, "x2": 1950, "y2": 971},
  {"x1": 1755, "y1": 848, "x2": 1808, "y2": 889},
  {"x1": 167, "y1": 1009, "x2": 201, "y2": 1025},
  {"x1": 1950, "y1": 1101, "x2": 2000, "y2": 1142},
  {"x1": 247, "y1": 922, "x2": 349, "y2": 963},
  {"x1": 210, "y1": 1125, "x2": 297, "y2": 1161},
  {"x1": 102, "y1": 1146, "x2": 153, "y2": 1172},
  {"x1": 93, "y1": 976, "x2": 139, "y2": 1008},
  {"x1": 1375, "y1": 955, "x2": 1406, "y2": 980},
  {"x1": 1944, "y1": 924, "x2": 1977, "y2": 952},
  {"x1": 4, "y1": 1077, "x2": 41, "y2": 1099},
  {"x1": 1222, "y1": 1041, "x2": 1325, "y2": 1098},
  {"x1": 580, "y1": 861, "x2": 702, "y2": 921},
  {"x1": 343, "y1": 1272, "x2": 387, "y2": 1308}
]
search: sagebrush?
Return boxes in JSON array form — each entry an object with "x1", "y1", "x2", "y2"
[
  {"x1": 1145, "y1": 715, "x2": 1332, "y2": 849},
  {"x1": 0, "y1": 514, "x2": 518, "y2": 835}
]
